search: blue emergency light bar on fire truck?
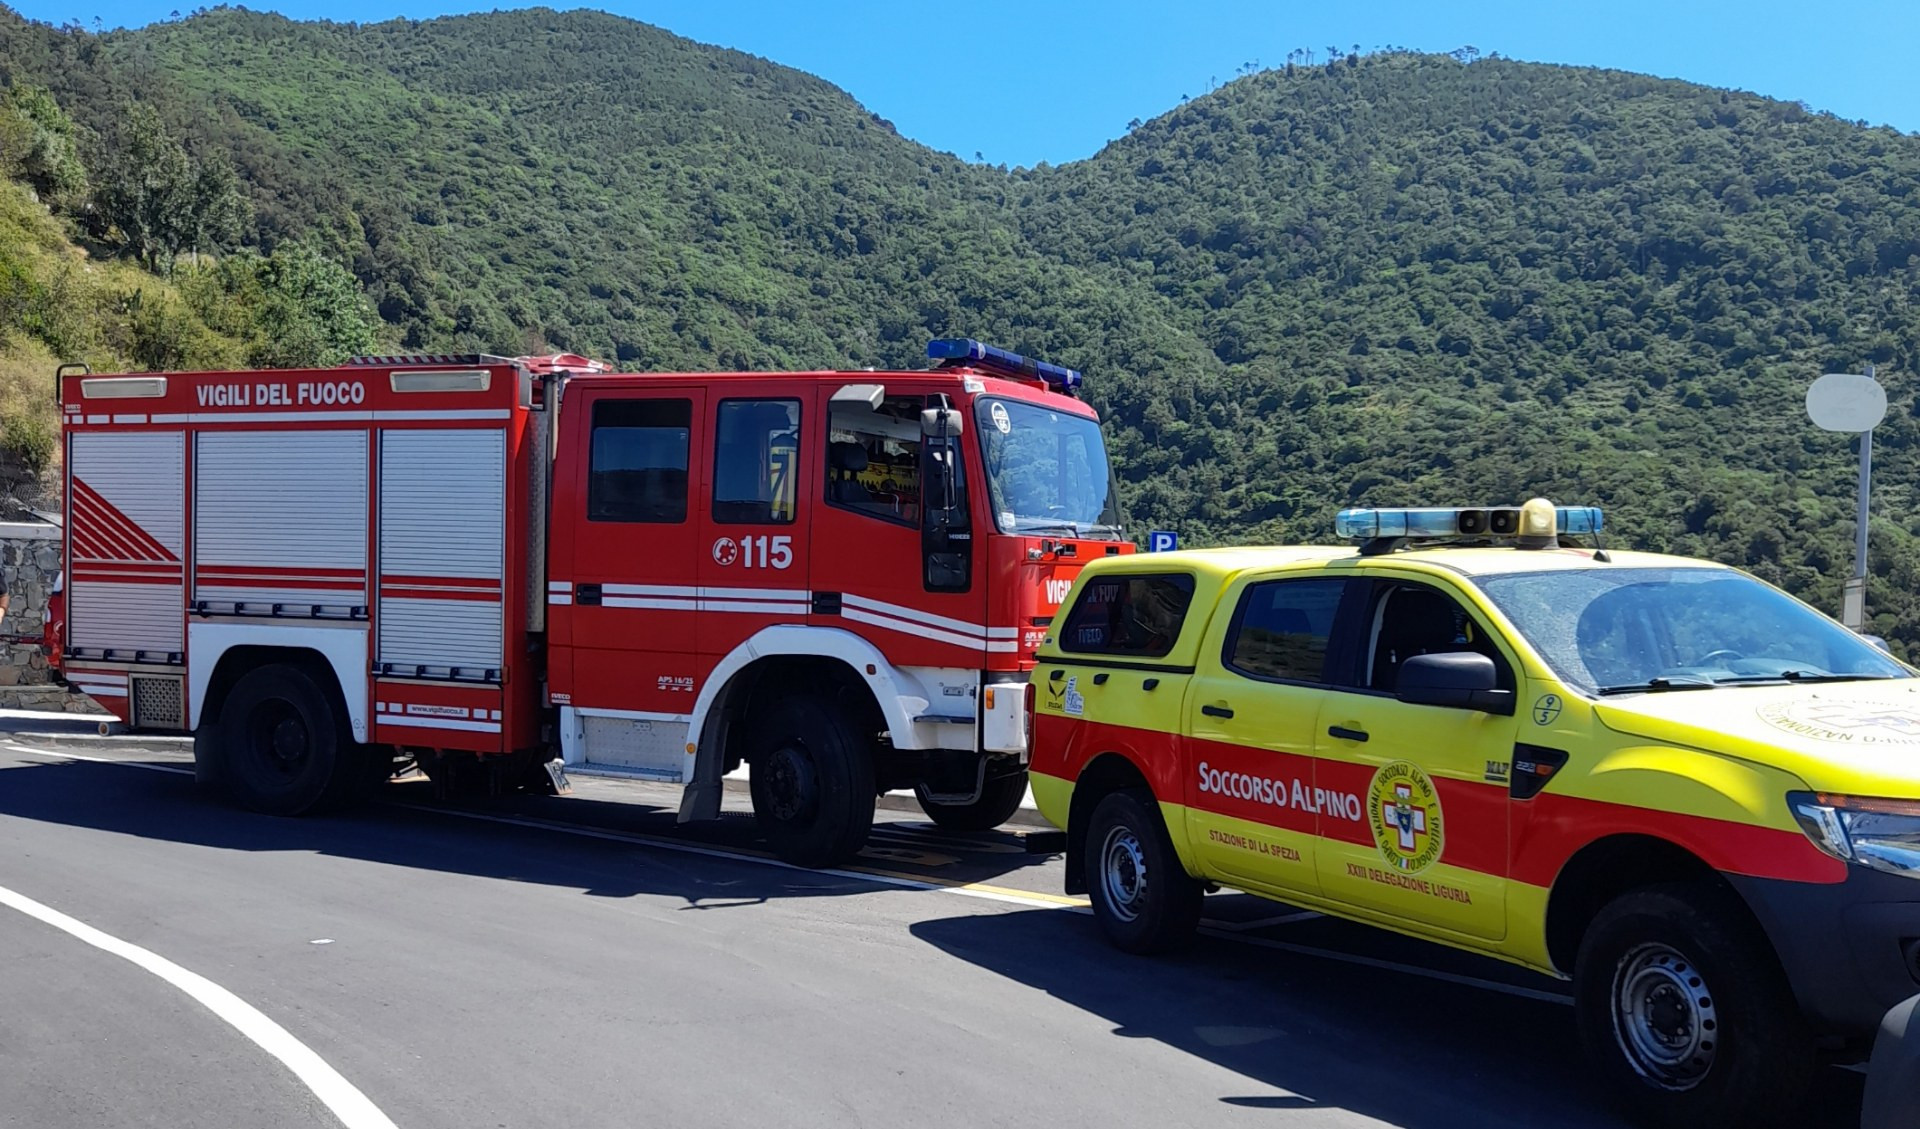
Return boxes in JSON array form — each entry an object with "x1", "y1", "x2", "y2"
[{"x1": 927, "y1": 338, "x2": 1083, "y2": 396}]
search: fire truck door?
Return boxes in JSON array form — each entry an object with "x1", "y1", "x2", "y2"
[
  {"x1": 695, "y1": 392, "x2": 811, "y2": 660},
  {"x1": 566, "y1": 386, "x2": 705, "y2": 713},
  {"x1": 812, "y1": 386, "x2": 992, "y2": 668}
]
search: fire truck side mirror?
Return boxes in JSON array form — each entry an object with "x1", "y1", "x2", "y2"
[{"x1": 920, "y1": 407, "x2": 964, "y2": 438}]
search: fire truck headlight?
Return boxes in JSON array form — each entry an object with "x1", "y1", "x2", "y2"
[{"x1": 1790, "y1": 791, "x2": 1920, "y2": 878}]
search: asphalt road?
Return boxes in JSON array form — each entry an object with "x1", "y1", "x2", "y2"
[{"x1": 0, "y1": 716, "x2": 1868, "y2": 1129}]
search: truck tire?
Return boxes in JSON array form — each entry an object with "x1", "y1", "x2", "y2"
[
  {"x1": 217, "y1": 664, "x2": 360, "y2": 816},
  {"x1": 748, "y1": 696, "x2": 875, "y2": 868},
  {"x1": 913, "y1": 768, "x2": 1028, "y2": 832},
  {"x1": 1573, "y1": 883, "x2": 1814, "y2": 1129},
  {"x1": 1084, "y1": 788, "x2": 1202, "y2": 954}
]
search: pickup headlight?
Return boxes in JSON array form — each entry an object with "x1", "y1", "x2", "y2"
[{"x1": 1789, "y1": 791, "x2": 1920, "y2": 879}]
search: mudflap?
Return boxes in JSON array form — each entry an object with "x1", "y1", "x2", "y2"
[
  {"x1": 543, "y1": 757, "x2": 573, "y2": 796},
  {"x1": 1862, "y1": 993, "x2": 1920, "y2": 1129},
  {"x1": 191, "y1": 725, "x2": 222, "y2": 789}
]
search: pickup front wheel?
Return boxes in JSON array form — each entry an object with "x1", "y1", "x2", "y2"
[
  {"x1": 1084, "y1": 789, "x2": 1202, "y2": 954},
  {"x1": 1574, "y1": 883, "x2": 1813, "y2": 1129}
]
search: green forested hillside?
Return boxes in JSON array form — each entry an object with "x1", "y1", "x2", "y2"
[{"x1": 5, "y1": 7, "x2": 1920, "y2": 648}]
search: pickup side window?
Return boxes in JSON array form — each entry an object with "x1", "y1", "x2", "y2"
[
  {"x1": 589, "y1": 398, "x2": 691, "y2": 523},
  {"x1": 1058, "y1": 572, "x2": 1196, "y2": 658},
  {"x1": 1224, "y1": 578, "x2": 1347, "y2": 684},
  {"x1": 1363, "y1": 581, "x2": 1514, "y2": 693}
]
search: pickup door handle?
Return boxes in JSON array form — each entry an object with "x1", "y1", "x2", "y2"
[
  {"x1": 1201, "y1": 703, "x2": 1234, "y2": 719},
  {"x1": 1327, "y1": 725, "x2": 1369, "y2": 743},
  {"x1": 576, "y1": 583, "x2": 602, "y2": 607}
]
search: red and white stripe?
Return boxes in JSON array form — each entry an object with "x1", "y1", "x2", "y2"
[
  {"x1": 70, "y1": 478, "x2": 179, "y2": 568},
  {"x1": 71, "y1": 561, "x2": 184, "y2": 585},
  {"x1": 195, "y1": 565, "x2": 367, "y2": 592},
  {"x1": 65, "y1": 669, "x2": 129, "y2": 701},
  {"x1": 374, "y1": 700, "x2": 502, "y2": 734},
  {"x1": 546, "y1": 582, "x2": 1017, "y2": 653},
  {"x1": 380, "y1": 575, "x2": 502, "y2": 603}
]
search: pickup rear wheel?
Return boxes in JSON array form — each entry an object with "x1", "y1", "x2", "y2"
[
  {"x1": 748, "y1": 696, "x2": 875, "y2": 868},
  {"x1": 218, "y1": 664, "x2": 360, "y2": 816},
  {"x1": 1574, "y1": 883, "x2": 1813, "y2": 1129},
  {"x1": 914, "y1": 769, "x2": 1028, "y2": 832},
  {"x1": 1084, "y1": 788, "x2": 1202, "y2": 954}
]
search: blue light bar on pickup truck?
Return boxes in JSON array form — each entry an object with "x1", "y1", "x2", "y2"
[
  {"x1": 927, "y1": 338, "x2": 1083, "y2": 394},
  {"x1": 1335, "y1": 505, "x2": 1604, "y2": 540}
]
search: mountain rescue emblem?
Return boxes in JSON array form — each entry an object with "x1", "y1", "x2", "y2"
[{"x1": 1367, "y1": 761, "x2": 1444, "y2": 874}]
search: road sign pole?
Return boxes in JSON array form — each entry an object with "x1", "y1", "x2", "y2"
[
  {"x1": 1808, "y1": 365, "x2": 1885, "y2": 631},
  {"x1": 1846, "y1": 364, "x2": 1877, "y2": 630}
]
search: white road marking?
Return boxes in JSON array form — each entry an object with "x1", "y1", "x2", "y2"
[
  {"x1": 5, "y1": 744, "x2": 1574, "y2": 1006},
  {"x1": 0, "y1": 882, "x2": 400, "y2": 1129},
  {"x1": 7, "y1": 746, "x2": 193, "y2": 774}
]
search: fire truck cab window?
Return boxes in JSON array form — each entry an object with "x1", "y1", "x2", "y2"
[
  {"x1": 1058, "y1": 572, "x2": 1196, "y2": 658},
  {"x1": 589, "y1": 398, "x2": 691, "y2": 523},
  {"x1": 713, "y1": 399, "x2": 800, "y2": 524},
  {"x1": 827, "y1": 395, "x2": 924, "y2": 525}
]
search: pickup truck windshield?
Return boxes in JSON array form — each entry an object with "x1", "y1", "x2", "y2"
[
  {"x1": 974, "y1": 397, "x2": 1123, "y2": 540},
  {"x1": 1475, "y1": 566, "x2": 1909, "y2": 695}
]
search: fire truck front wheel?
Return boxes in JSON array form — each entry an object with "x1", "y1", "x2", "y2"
[
  {"x1": 217, "y1": 664, "x2": 361, "y2": 816},
  {"x1": 747, "y1": 697, "x2": 876, "y2": 868}
]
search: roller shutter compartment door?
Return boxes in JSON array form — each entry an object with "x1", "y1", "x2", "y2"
[
  {"x1": 193, "y1": 430, "x2": 370, "y2": 612},
  {"x1": 377, "y1": 429, "x2": 506, "y2": 677},
  {"x1": 68, "y1": 431, "x2": 186, "y2": 654}
]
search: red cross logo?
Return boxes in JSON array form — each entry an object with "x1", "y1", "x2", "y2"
[{"x1": 1384, "y1": 782, "x2": 1428, "y2": 854}]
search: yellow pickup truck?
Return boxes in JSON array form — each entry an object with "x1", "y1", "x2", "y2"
[{"x1": 1029, "y1": 499, "x2": 1919, "y2": 1128}]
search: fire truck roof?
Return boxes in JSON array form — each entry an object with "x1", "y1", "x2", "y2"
[{"x1": 343, "y1": 339, "x2": 1087, "y2": 400}]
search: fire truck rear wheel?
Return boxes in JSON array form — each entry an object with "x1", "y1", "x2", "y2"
[
  {"x1": 218, "y1": 664, "x2": 360, "y2": 816},
  {"x1": 1573, "y1": 882, "x2": 1814, "y2": 1129},
  {"x1": 1084, "y1": 788, "x2": 1202, "y2": 955},
  {"x1": 913, "y1": 769, "x2": 1029, "y2": 832},
  {"x1": 747, "y1": 697, "x2": 876, "y2": 868}
]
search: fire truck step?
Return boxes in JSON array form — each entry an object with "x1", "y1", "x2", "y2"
[{"x1": 563, "y1": 762, "x2": 682, "y2": 784}]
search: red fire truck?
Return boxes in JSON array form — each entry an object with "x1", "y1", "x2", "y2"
[{"x1": 53, "y1": 340, "x2": 1130, "y2": 864}]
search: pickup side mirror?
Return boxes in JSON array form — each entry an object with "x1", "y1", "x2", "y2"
[
  {"x1": 921, "y1": 407, "x2": 965, "y2": 438},
  {"x1": 1396, "y1": 652, "x2": 1515, "y2": 715}
]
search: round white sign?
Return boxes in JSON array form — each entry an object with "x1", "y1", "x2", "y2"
[
  {"x1": 990, "y1": 402, "x2": 1011, "y2": 434},
  {"x1": 1806, "y1": 372, "x2": 1887, "y2": 432}
]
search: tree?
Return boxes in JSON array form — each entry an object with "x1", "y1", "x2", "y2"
[
  {"x1": 91, "y1": 101, "x2": 244, "y2": 270},
  {"x1": 246, "y1": 242, "x2": 380, "y2": 367},
  {"x1": 92, "y1": 102, "x2": 193, "y2": 268},
  {"x1": 182, "y1": 153, "x2": 249, "y2": 262},
  {"x1": 0, "y1": 86, "x2": 89, "y2": 212}
]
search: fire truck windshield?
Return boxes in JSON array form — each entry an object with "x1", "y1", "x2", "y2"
[{"x1": 974, "y1": 397, "x2": 1124, "y2": 540}]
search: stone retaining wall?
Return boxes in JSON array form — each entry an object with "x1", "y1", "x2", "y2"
[{"x1": 0, "y1": 521, "x2": 106, "y2": 714}]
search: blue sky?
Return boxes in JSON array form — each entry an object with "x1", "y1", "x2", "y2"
[{"x1": 12, "y1": 0, "x2": 1918, "y2": 167}]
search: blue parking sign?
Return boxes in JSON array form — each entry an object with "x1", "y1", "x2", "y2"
[{"x1": 1148, "y1": 530, "x2": 1179, "y2": 553}]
